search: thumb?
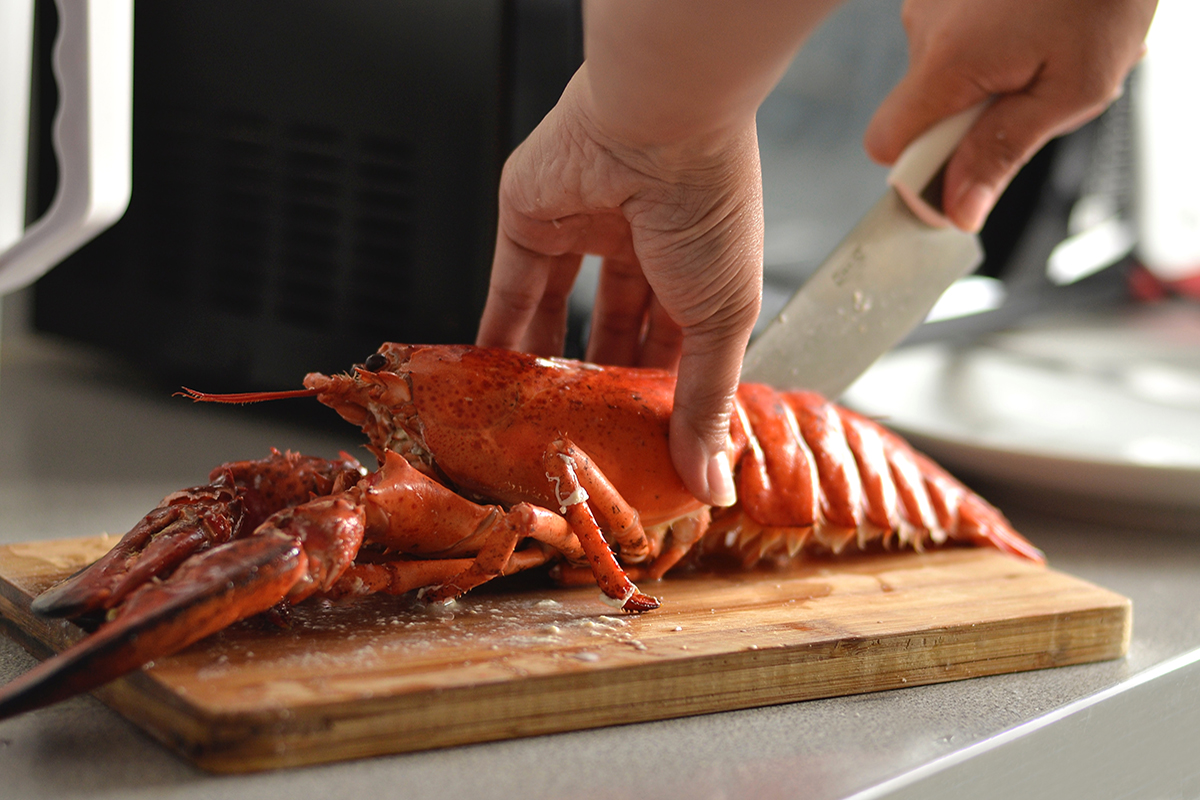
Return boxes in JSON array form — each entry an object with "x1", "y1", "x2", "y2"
[{"x1": 668, "y1": 300, "x2": 759, "y2": 509}]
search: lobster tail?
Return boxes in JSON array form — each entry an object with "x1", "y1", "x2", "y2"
[
  {"x1": 720, "y1": 387, "x2": 1043, "y2": 565},
  {"x1": 906, "y1": 449, "x2": 1043, "y2": 563}
]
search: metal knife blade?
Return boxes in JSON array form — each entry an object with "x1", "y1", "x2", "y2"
[{"x1": 741, "y1": 103, "x2": 987, "y2": 397}]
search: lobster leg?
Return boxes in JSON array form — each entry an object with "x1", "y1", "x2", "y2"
[
  {"x1": 543, "y1": 439, "x2": 660, "y2": 612},
  {"x1": 554, "y1": 505, "x2": 712, "y2": 585},
  {"x1": 417, "y1": 504, "x2": 573, "y2": 603},
  {"x1": 289, "y1": 451, "x2": 580, "y2": 604},
  {"x1": 644, "y1": 508, "x2": 712, "y2": 579},
  {"x1": 329, "y1": 547, "x2": 553, "y2": 600}
]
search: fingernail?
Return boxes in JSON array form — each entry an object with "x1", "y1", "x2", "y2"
[
  {"x1": 953, "y1": 183, "x2": 996, "y2": 233},
  {"x1": 707, "y1": 451, "x2": 737, "y2": 508}
]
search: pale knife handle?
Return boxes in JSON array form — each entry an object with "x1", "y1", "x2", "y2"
[{"x1": 887, "y1": 101, "x2": 987, "y2": 228}]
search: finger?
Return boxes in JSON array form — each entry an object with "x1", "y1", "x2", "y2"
[
  {"x1": 492, "y1": 209, "x2": 639, "y2": 357},
  {"x1": 666, "y1": 281, "x2": 761, "y2": 507},
  {"x1": 586, "y1": 257, "x2": 653, "y2": 366},
  {"x1": 518, "y1": 251, "x2": 583, "y2": 356},
  {"x1": 942, "y1": 81, "x2": 1117, "y2": 232},
  {"x1": 669, "y1": 336, "x2": 748, "y2": 509},
  {"x1": 476, "y1": 232, "x2": 563, "y2": 351},
  {"x1": 638, "y1": 295, "x2": 683, "y2": 371},
  {"x1": 863, "y1": 67, "x2": 992, "y2": 167}
]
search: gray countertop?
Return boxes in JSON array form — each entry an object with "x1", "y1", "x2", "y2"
[{"x1": 2, "y1": 333, "x2": 1198, "y2": 800}]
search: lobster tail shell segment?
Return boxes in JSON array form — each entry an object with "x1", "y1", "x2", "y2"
[
  {"x1": 909, "y1": 450, "x2": 1044, "y2": 563},
  {"x1": 725, "y1": 387, "x2": 1043, "y2": 565}
]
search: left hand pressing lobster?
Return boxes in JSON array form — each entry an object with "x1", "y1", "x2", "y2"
[{"x1": 0, "y1": 343, "x2": 1042, "y2": 719}]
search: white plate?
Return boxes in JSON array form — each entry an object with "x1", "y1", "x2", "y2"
[{"x1": 842, "y1": 303, "x2": 1200, "y2": 509}]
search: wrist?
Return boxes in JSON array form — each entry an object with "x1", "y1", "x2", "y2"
[{"x1": 567, "y1": 64, "x2": 759, "y2": 180}]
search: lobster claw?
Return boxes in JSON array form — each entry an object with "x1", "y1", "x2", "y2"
[
  {"x1": 0, "y1": 491, "x2": 367, "y2": 721},
  {"x1": 31, "y1": 450, "x2": 363, "y2": 619},
  {"x1": 0, "y1": 532, "x2": 306, "y2": 720},
  {"x1": 31, "y1": 483, "x2": 244, "y2": 619}
]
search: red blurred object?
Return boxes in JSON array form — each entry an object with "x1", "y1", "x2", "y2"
[{"x1": 1128, "y1": 263, "x2": 1200, "y2": 302}]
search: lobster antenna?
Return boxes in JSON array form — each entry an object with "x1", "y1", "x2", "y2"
[{"x1": 176, "y1": 387, "x2": 320, "y2": 404}]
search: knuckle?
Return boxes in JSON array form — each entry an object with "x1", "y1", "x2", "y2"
[
  {"x1": 489, "y1": 282, "x2": 543, "y2": 316},
  {"x1": 593, "y1": 309, "x2": 644, "y2": 341},
  {"x1": 499, "y1": 214, "x2": 570, "y2": 257},
  {"x1": 1066, "y1": 63, "x2": 1123, "y2": 112}
]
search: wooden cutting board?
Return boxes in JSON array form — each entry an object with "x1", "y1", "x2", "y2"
[{"x1": 0, "y1": 536, "x2": 1129, "y2": 773}]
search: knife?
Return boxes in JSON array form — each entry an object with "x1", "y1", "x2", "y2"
[{"x1": 740, "y1": 102, "x2": 987, "y2": 397}]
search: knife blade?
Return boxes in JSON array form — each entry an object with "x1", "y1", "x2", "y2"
[{"x1": 740, "y1": 102, "x2": 987, "y2": 397}]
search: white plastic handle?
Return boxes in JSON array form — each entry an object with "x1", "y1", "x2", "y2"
[
  {"x1": 887, "y1": 101, "x2": 987, "y2": 228},
  {"x1": 0, "y1": 0, "x2": 35, "y2": 254},
  {"x1": 0, "y1": 0, "x2": 133, "y2": 297}
]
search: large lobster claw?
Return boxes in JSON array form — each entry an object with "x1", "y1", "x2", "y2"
[
  {"x1": 0, "y1": 490, "x2": 367, "y2": 721},
  {"x1": 31, "y1": 450, "x2": 362, "y2": 619},
  {"x1": 31, "y1": 484, "x2": 245, "y2": 619},
  {"x1": 0, "y1": 533, "x2": 304, "y2": 718}
]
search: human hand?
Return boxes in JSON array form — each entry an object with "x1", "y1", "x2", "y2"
[
  {"x1": 864, "y1": 0, "x2": 1157, "y2": 232},
  {"x1": 475, "y1": 68, "x2": 764, "y2": 508}
]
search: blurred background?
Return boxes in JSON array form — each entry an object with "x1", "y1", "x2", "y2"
[
  {"x1": 4, "y1": 0, "x2": 1179, "y2": 384},
  {"x1": 2, "y1": 0, "x2": 1198, "y2": 521}
]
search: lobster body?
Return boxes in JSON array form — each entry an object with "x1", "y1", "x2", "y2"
[
  {"x1": 0, "y1": 343, "x2": 1041, "y2": 720},
  {"x1": 332, "y1": 343, "x2": 700, "y2": 526},
  {"x1": 311, "y1": 344, "x2": 1036, "y2": 567}
]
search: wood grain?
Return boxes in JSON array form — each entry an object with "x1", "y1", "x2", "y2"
[{"x1": 0, "y1": 536, "x2": 1130, "y2": 773}]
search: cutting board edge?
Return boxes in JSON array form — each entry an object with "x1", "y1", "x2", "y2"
[{"x1": 128, "y1": 599, "x2": 1131, "y2": 773}]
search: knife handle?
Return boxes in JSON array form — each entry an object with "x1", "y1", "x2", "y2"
[{"x1": 888, "y1": 101, "x2": 988, "y2": 228}]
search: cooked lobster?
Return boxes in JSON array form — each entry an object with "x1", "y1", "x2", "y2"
[{"x1": 0, "y1": 343, "x2": 1041, "y2": 719}]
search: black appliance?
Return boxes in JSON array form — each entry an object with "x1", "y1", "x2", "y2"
[{"x1": 29, "y1": 0, "x2": 582, "y2": 389}]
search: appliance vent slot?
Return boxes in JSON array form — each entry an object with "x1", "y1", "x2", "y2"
[
  {"x1": 31, "y1": 1, "x2": 505, "y2": 392},
  {"x1": 140, "y1": 116, "x2": 201, "y2": 298},
  {"x1": 350, "y1": 135, "x2": 417, "y2": 338},
  {"x1": 98, "y1": 111, "x2": 420, "y2": 341},
  {"x1": 210, "y1": 114, "x2": 273, "y2": 316},
  {"x1": 277, "y1": 125, "x2": 347, "y2": 329}
]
